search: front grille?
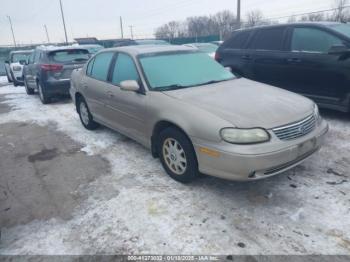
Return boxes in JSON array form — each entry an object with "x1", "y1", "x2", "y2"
[{"x1": 273, "y1": 114, "x2": 316, "y2": 141}]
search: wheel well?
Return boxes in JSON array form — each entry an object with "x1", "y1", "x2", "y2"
[
  {"x1": 75, "y1": 93, "x2": 83, "y2": 112},
  {"x1": 151, "y1": 121, "x2": 190, "y2": 158}
]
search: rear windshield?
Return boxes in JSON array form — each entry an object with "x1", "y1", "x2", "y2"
[{"x1": 49, "y1": 49, "x2": 90, "y2": 63}]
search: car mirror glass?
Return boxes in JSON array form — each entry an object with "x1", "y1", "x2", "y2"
[{"x1": 328, "y1": 44, "x2": 350, "y2": 55}]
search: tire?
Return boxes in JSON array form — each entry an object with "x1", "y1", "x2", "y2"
[
  {"x1": 24, "y1": 77, "x2": 34, "y2": 95},
  {"x1": 158, "y1": 127, "x2": 198, "y2": 183},
  {"x1": 5, "y1": 68, "x2": 13, "y2": 83},
  {"x1": 37, "y1": 81, "x2": 51, "y2": 104},
  {"x1": 77, "y1": 97, "x2": 99, "y2": 130}
]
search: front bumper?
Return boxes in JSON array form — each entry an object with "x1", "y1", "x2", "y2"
[{"x1": 192, "y1": 119, "x2": 329, "y2": 181}]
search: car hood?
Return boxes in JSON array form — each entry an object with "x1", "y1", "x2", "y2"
[{"x1": 162, "y1": 78, "x2": 314, "y2": 129}]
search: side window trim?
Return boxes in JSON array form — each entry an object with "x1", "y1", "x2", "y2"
[{"x1": 86, "y1": 57, "x2": 96, "y2": 76}]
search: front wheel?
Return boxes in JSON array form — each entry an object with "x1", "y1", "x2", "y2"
[
  {"x1": 24, "y1": 77, "x2": 34, "y2": 95},
  {"x1": 77, "y1": 97, "x2": 99, "y2": 130},
  {"x1": 37, "y1": 82, "x2": 51, "y2": 104},
  {"x1": 158, "y1": 127, "x2": 199, "y2": 183}
]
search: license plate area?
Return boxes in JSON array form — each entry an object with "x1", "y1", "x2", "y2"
[{"x1": 298, "y1": 138, "x2": 317, "y2": 157}]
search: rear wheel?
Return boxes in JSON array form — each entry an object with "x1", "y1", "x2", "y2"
[
  {"x1": 77, "y1": 97, "x2": 99, "y2": 130},
  {"x1": 158, "y1": 127, "x2": 198, "y2": 183},
  {"x1": 24, "y1": 77, "x2": 34, "y2": 95},
  {"x1": 37, "y1": 82, "x2": 51, "y2": 104}
]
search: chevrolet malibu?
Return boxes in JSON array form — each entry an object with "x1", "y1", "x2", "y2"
[{"x1": 70, "y1": 45, "x2": 329, "y2": 183}]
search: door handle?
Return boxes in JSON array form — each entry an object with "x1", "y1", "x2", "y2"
[
  {"x1": 107, "y1": 91, "x2": 114, "y2": 98},
  {"x1": 286, "y1": 58, "x2": 302, "y2": 63},
  {"x1": 241, "y1": 54, "x2": 252, "y2": 60}
]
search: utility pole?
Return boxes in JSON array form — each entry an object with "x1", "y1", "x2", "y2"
[
  {"x1": 237, "y1": 0, "x2": 241, "y2": 28},
  {"x1": 7, "y1": 15, "x2": 17, "y2": 47},
  {"x1": 129, "y1": 25, "x2": 134, "y2": 39},
  {"x1": 44, "y1": 24, "x2": 50, "y2": 43},
  {"x1": 120, "y1": 16, "x2": 124, "y2": 39},
  {"x1": 59, "y1": 0, "x2": 69, "y2": 44}
]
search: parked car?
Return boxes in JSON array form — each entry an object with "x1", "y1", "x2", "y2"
[
  {"x1": 113, "y1": 39, "x2": 170, "y2": 47},
  {"x1": 184, "y1": 43, "x2": 218, "y2": 58},
  {"x1": 70, "y1": 45, "x2": 328, "y2": 183},
  {"x1": 4, "y1": 50, "x2": 33, "y2": 86},
  {"x1": 216, "y1": 22, "x2": 350, "y2": 113},
  {"x1": 76, "y1": 44, "x2": 104, "y2": 54},
  {"x1": 23, "y1": 46, "x2": 90, "y2": 104},
  {"x1": 211, "y1": 40, "x2": 224, "y2": 46}
]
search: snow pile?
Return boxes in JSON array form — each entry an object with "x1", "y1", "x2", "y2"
[{"x1": 0, "y1": 83, "x2": 349, "y2": 255}]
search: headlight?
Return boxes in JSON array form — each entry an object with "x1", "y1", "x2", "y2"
[
  {"x1": 12, "y1": 66, "x2": 22, "y2": 71},
  {"x1": 220, "y1": 128, "x2": 270, "y2": 144}
]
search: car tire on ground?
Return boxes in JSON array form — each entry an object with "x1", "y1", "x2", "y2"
[
  {"x1": 24, "y1": 77, "x2": 34, "y2": 95},
  {"x1": 158, "y1": 127, "x2": 199, "y2": 183},
  {"x1": 77, "y1": 97, "x2": 99, "y2": 130},
  {"x1": 37, "y1": 81, "x2": 51, "y2": 104}
]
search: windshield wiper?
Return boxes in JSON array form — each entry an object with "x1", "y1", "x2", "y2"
[
  {"x1": 153, "y1": 84, "x2": 191, "y2": 91},
  {"x1": 73, "y1": 58, "x2": 88, "y2": 62},
  {"x1": 193, "y1": 78, "x2": 233, "y2": 87}
]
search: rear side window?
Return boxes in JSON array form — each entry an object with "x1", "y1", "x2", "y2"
[
  {"x1": 291, "y1": 27, "x2": 343, "y2": 53},
  {"x1": 49, "y1": 49, "x2": 90, "y2": 63},
  {"x1": 112, "y1": 53, "x2": 139, "y2": 85},
  {"x1": 252, "y1": 27, "x2": 286, "y2": 51},
  {"x1": 90, "y1": 52, "x2": 114, "y2": 81},
  {"x1": 226, "y1": 31, "x2": 251, "y2": 49}
]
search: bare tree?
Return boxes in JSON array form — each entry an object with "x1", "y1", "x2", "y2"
[
  {"x1": 245, "y1": 10, "x2": 266, "y2": 27},
  {"x1": 155, "y1": 21, "x2": 184, "y2": 39},
  {"x1": 332, "y1": 0, "x2": 350, "y2": 22},
  {"x1": 212, "y1": 10, "x2": 237, "y2": 39},
  {"x1": 287, "y1": 16, "x2": 297, "y2": 23},
  {"x1": 299, "y1": 12, "x2": 325, "y2": 21}
]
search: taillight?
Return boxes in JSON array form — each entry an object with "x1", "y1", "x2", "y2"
[
  {"x1": 214, "y1": 52, "x2": 221, "y2": 62},
  {"x1": 40, "y1": 64, "x2": 63, "y2": 72}
]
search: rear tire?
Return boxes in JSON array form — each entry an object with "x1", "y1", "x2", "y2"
[
  {"x1": 158, "y1": 127, "x2": 198, "y2": 183},
  {"x1": 24, "y1": 77, "x2": 34, "y2": 95},
  {"x1": 77, "y1": 97, "x2": 99, "y2": 130},
  {"x1": 37, "y1": 82, "x2": 51, "y2": 104}
]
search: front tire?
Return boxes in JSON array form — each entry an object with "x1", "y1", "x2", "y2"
[
  {"x1": 37, "y1": 82, "x2": 51, "y2": 104},
  {"x1": 158, "y1": 127, "x2": 198, "y2": 183},
  {"x1": 24, "y1": 77, "x2": 34, "y2": 95},
  {"x1": 77, "y1": 97, "x2": 99, "y2": 130}
]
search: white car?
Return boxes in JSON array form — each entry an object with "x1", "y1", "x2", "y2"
[
  {"x1": 183, "y1": 43, "x2": 218, "y2": 58},
  {"x1": 5, "y1": 50, "x2": 33, "y2": 86}
]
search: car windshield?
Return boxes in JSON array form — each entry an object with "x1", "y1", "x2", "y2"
[
  {"x1": 85, "y1": 46, "x2": 103, "y2": 54},
  {"x1": 139, "y1": 51, "x2": 235, "y2": 91},
  {"x1": 49, "y1": 49, "x2": 90, "y2": 63},
  {"x1": 329, "y1": 24, "x2": 350, "y2": 38},
  {"x1": 11, "y1": 52, "x2": 31, "y2": 63},
  {"x1": 194, "y1": 43, "x2": 218, "y2": 53}
]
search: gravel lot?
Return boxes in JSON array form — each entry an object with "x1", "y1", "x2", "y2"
[{"x1": 0, "y1": 76, "x2": 349, "y2": 255}]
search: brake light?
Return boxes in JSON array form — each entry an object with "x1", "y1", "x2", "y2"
[
  {"x1": 214, "y1": 52, "x2": 221, "y2": 62},
  {"x1": 40, "y1": 64, "x2": 63, "y2": 72}
]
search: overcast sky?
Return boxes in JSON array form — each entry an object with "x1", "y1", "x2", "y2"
[{"x1": 0, "y1": 0, "x2": 335, "y2": 45}]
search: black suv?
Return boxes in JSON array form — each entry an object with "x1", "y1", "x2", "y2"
[
  {"x1": 216, "y1": 22, "x2": 350, "y2": 112},
  {"x1": 23, "y1": 46, "x2": 90, "y2": 104}
]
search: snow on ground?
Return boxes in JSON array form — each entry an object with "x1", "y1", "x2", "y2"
[{"x1": 0, "y1": 77, "x2": 349, "y2": 255}]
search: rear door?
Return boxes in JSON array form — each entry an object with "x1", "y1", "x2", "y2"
[
  {"x1": 25, "y1": 50, "x2": 40, "y2": 88},
  {"x1": 250, "y1": 26, "x2": 290, "y2": 88},
  {"x1": 83, "y1": 51, "x2": 115, "y2": 124},
  {"x1": 47, "y1": 49, "x2": 90, "y2": 81},
  {"x1": 283, "y1": 26, "x2": 348, "y2": 101},
  {"x1": 218, "y1": 30, "x2": 254, "y2": 77},
  {"x1": 105, "y1": 52, "x2": 148, "y2": 144}
]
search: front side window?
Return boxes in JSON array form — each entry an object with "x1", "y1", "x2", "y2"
[
  {"x1": 139, "y1": 51, "x2": 235, "y2": 91},
  {"x1": 90, "y1": 52, "x2": 114, "y2": 81},
  {"x1": 112, "y1": 53, "x2": 139, "y2": 85},
  {"x1": 291, "y1": 27, "x2": 343, "y2": 53},
  {"x1": 253, "y1": 27, "x2": 286, "y2": 51}
]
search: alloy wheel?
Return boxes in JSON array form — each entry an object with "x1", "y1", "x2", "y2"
[{"x1": 162, "y1": 138, "x2": 187, "y2": 175}]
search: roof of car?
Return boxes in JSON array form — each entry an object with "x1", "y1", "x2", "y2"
[
  {"x1": 103, "y1": 45, "x2": 195, "y2": 56},
  {"x1": 235, "y1": 21, "x2": 344, "y2": 32},
  {"x1": 10, "y1": 50, "x2": 33, "y2": 55}
]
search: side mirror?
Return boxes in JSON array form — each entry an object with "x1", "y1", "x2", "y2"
[
  {"x1": 4, "y1": 60, "x2": 9, "y2": 64},
  {"x1": 120, "y1": 80, "x2": 140, "y2": 92},
  {"x1": 328, "y1": 44, "x2": 350, "y2": 55},
  {"x1": 19, "y1": 60, "x2": 27, "y2": 65},
  {"x1": 225, "y1": 67, "x2": 232, "y2": 72}
]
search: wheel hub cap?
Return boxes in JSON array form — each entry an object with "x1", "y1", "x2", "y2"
[{"x1": 162, "y1": 138, "x2": 187, "y2": 175}]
